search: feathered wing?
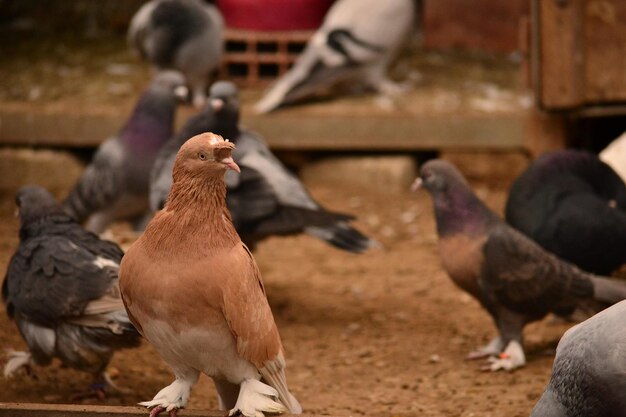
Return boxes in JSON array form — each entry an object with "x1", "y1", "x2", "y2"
[
  {"x1": 4, "y1": 236, "x2": 113, "y2": 325},
  {"x1": 255, "y1": 0, "x2": 415, "y2": 113},
  {"x1": 481, "y1": 225, "x2": 595, "y2": 316},
  {"x1": 221, "y1": 244, "x2": 301, "y2": 413},
  {"x1": 4, "y1": 235, "x2": 139, "y2": 347},
  {"x1": 254, "y1": 30, "x2": 375, "y2": 113},
  {"x1": 229, "y1": 133, "x2": 374, "y2": 252},
  {"x1": 63, "y1": 140, "x2": 124, "y2": 223}
]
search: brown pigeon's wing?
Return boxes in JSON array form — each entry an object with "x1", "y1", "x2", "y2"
[
  {"x1": 482, "y1": 225, "x2": 593, "y2": 315},
  {"x1": 221, "y1": 243, "x2": 282, "y2": 366},
  {"x1": 221, "y1": 244, "x2": 300, "y2": 412}
]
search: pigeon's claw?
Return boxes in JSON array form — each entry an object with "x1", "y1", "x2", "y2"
[
  {"x1": 140, "y1": 379, "x2": 192, "y2": 416},
  {"x1": 481, "y1": 340, "x2": 526, "y2": 372},
  {"x1": 70, "y1": 382, "x2": 107, "y2": 402},
  {"x1": 3, "y1": 350, "x2": 34, "y2": 379},
  {"x1": 228, "y1": 379, "x2": 286, "y2": 417},
  {"x1": 148, "y1": 405, "x2": 179, "y2": 417},
  {"x1": 466, "y1": 336, "x2": 503, "y2": 360}
]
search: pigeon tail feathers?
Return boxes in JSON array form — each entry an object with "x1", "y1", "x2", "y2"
[
  {"x1": 590, "y1": 276, "x2": 626, "y2": 305},
  {"x1": 305, "y1": 222, "x2": 378, "y2": 253}
]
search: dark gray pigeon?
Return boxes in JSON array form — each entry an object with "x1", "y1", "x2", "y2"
[
  {"x1": 128, "y1": 0, "x2": 223, "y2": 107},
  {"x1": 530, "y1": 300, "x2": 626, "y2": 417},
  {"x1": 3, "y1": 186, "x2": 141, "y2": 399},
  {"x1": 63, "y1": 71, "x2": 186, "y2": 234},
  {"x1": 506, "y1": 149, "x2": 626, "y2": 275},
  {"x1": 151, "y1": 81, "x2": 377, "y2": 253},
  {"x1": 254, "y1": 0, "x2": 417, "y2": 113},
  {"x1": 414, "y1": 159, "x2": 626, "y2": 371}
]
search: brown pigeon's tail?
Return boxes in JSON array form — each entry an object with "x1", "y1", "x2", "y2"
[{"x1": 590, "y1": 276, "x2": 626, "y2": 305}]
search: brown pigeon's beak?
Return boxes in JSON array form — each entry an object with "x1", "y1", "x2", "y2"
[
  {"x1": 411, "y1": 177, "x2": 423, "y2": 192},
  {"x1": 211, "y1": 98, "x2": 224, "y2": 111},
  {"x1": 220, "y1": 156, "x2": 240, "y2": 173}
]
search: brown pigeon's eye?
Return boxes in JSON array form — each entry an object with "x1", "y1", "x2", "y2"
[{"x1": 198, "y1": 152, "x2": 207, "y2": 161}]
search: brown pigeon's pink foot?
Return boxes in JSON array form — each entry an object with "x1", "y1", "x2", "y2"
[{"x1": 149, "y1": 406, "x2": 179, "y2": 417}]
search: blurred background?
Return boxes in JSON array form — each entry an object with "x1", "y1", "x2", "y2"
[{"x1": 1, "y1": 1, "x2": 625, "y2": 416}]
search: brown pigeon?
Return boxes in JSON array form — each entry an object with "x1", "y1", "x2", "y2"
[
  {"x1": 119, "y1": 133, "x2": 301, "y2": 417},
  {"x1": 414, "y1": 159, "x2": 626, "y2": 371}
]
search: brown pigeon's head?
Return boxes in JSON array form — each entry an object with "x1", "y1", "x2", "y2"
[
  {"x1": 412, "y1": 159, "x2": 469, "y2": 194},
  {"x1": 173, "y1": 132, "x2": 240, "y2": 180}
]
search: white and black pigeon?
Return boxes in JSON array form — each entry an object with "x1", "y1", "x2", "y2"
[
  {"x1": 254, "y1": 0, "x2": 418, "y2": 113},
  {"x1": 151, "y1": 81, "x2": 377, "y2": 253},
  {"x1": 530, "y1": 300, "x2": 626, "y2": 417},
  {"x1": 63, "y1": 71, "x2": 186, "y2": 234},
  {"x1": 3, "y1": 186, "x2": 141, "y2": 400},
  {"x1": 128, "y1": 0, "x2": 223, "y2": 107}
]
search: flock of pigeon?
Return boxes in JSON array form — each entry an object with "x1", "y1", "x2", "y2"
[{"x1": 2, "y1": 0, "x2": 626, "y2": 416}]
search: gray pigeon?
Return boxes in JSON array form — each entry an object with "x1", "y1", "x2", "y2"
[
  {"x1": 128, "y1": 0, "x2": 223, "y2": 107},
  {"x1": 414, "y1": 159, "x2": 626, "y2": 371},
  {"x1": 254, "y1": 0, "x2": 417, "y2": 113},
  {"x1": 63, "y1": 71, "x2": 186, "y2": 234},
  {"x1": 151, "y1": 81, "x2": 377, "y2": 253},
  {"x1": 3, "y1": 186, "x2": 141, "y2": 399},
  {"x1": 530, "y1": 300, "x2": 626, "y2": 417}
]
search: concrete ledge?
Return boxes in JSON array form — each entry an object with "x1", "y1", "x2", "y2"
[{"x1": 0, "y1": 108, "x2": 527, "y2": 152}]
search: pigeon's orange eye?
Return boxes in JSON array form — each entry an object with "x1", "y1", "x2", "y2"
[{"x1": 198, "y1": 152, "x2": 207, "y2": 161}]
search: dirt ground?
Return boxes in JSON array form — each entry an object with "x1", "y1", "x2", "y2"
[{"x1": 0, "y1": 171, "x2": 574, "y2": 417}]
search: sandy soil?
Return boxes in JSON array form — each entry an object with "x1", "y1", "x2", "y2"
[{"x1": 0, "y1": 173, "x2": 573, "y2": 417}]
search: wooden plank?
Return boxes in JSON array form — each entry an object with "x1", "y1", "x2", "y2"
[
  {"x1": 0, "y1": 403, "x2": 220, "y2": 417},
  {"x1": 537, "y1": 0, "x2": 585, "y2": 109},
  {"x1": 0, "y1": 109, "x2": 526, "y2": 151},
  {"x1": 524, "y1": 110, "x2": 568, "y2": 157},
  {"x1": 244, "y1": 114, "x2": 526, "y2": 151},
  {"x1": 0, "y1": 403, "x2": 320, "y2": 417},
  {"x1": 584, "y1": 0, "x2": 626, "y2": 102}
]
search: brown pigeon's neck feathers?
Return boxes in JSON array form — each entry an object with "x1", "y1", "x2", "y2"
[
  {"x1": 146, "y1": 172, "x2": 240, "y2": 255},
  {"x1": 432, "y1": 180, "x2": 500, "y2": 238}
]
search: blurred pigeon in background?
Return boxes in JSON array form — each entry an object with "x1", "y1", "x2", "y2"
[
  {"x1": 120, "y1": 134, "x2": 301, "y2": 417},
  {"x1": 3, "y1": 186, "x2": 141, "y2": 399},
  {"x1": 415, "y1": 159, "x2": 626, "y2": 371},
  {"x1": 530, "y1": 300, "x2": 626, "y2": 417},
  {"x1": 63, "y1": 71, "x2": 186, "y2": 234},
  {"x1": 600, "y1": 130, "x2": 626, "y2": 184},
  {"x1": 255, "y1": 0, "x2": 418, "y2": 113},
  {"x1": 506, "y1": 149, "x2": 626, "y2": 275},
  {"x1": 151, "y1": 81, "x2": 377, "y2": 253},
  {"x1": 128, "y1": 0, "x2": 223, "y2": 107}
]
